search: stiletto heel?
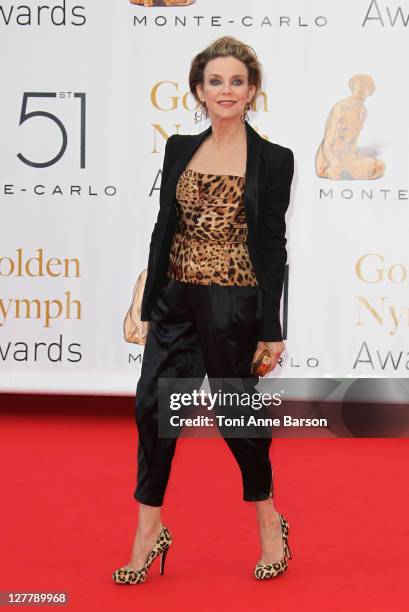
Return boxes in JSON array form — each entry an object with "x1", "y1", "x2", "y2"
[
  {"x1": 254, "y1": 513, "x2": 292, "y2": 580},
  {"x1": 112, "y1": 525, "x2": 173, "y2": 584},
  {"x1": 159, "y1": 547, "x2": 169, "y2": 575}
]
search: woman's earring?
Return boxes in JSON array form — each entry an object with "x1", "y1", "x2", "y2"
[
  {"x1": 194, "y1": 103, "x2": 207, "y2": 124},
  {"x1": 241, "y1": 103, "x2": 250, "y2": 124}
]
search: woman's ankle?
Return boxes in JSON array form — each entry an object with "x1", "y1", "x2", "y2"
[{"x1": 137, "y1": 521, "x2": 163, "y2": 538}]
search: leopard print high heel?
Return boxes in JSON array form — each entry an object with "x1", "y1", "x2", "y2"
[
  {"x1": 254, "y1": 514, "x2": 292, "y2": 580},
  {"x1": 112, "y1": 525, "x2": 173, "y2": 584}
]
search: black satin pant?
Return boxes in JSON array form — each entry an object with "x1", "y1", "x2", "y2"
[{"x1": 133, "y1": 275, "x2": 273, "y2": 507}]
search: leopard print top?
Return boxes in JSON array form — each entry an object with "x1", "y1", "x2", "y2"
[{"x1": 166, "y1": 167, "x2": 258, "y2": 286}]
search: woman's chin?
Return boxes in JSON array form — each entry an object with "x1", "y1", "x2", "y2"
[{"x1": 211, "y1": 108, "x2": 242, "y2": 121}]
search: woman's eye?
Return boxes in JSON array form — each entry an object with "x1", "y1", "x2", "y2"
[{"x1": 209, "y1": 79, "x2": 244, "y2": 86}]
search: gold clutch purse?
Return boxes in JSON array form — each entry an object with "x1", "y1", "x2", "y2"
[
  {"x1": 123, "y1": 268, "x2": 148, "y2": 344},
  {"x1": 250, "y1": 349, "x2": 272, "y2": 377}
]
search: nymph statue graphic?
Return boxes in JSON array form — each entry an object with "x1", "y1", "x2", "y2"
[{"x1": 316, "y1": 74, "x2": 385, "y2": 180}]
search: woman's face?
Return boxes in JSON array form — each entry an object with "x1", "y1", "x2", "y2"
[{"x1": 196, "y1": 56, "x2": 256, "y2": 122}]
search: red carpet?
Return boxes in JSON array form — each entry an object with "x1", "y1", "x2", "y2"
[{"x1": 1, "y1": 394, "x2": 408, "y2": 612}]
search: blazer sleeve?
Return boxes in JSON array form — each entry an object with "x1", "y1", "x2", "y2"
[
  {"x1": 151, "y1": 134, "x2": 177, "y2": 226},
  {"x1": 258, "y1": 147, "x2": 294, "y2": 342},
  {"x1": 140, "y1": 134, "x2": 177, "y2": 321}
]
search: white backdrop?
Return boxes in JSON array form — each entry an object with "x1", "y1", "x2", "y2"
[{"x1": 1, "y1": 0, "x2": 408, "y2": 394}]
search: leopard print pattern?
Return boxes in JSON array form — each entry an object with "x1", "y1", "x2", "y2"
[
  {"x1": 112, "y1": 525, "x2": 172, "y2": 584},
  {"x1": 142, "y1": 525, "x2": 172, "y2": 570},
  {"x1": 167, "y1": 168, "x2": 258, "y2": 286},
  {"x1": 254, "y1": 514, "x2": 291, "y2": 580}
]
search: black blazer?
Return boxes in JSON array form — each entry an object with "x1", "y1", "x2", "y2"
[{"x1": 140, "y1": 119, "x2": 294, "y2": 342}]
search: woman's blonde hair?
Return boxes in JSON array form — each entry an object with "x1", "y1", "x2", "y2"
[{"x1": 189, "y1": 36, "x2": 262, "y2": 111}]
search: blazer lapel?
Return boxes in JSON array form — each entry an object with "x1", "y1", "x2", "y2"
[
  {"x1": 162, "y1": 123, "x2": 212, "y2": 213},
  {"x1": 243, "y1": 120, "x2": 262, "y2": 236}
]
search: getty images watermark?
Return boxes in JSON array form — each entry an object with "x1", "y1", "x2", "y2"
[
  {"x1": 168, "y1": 387, "x2": 308, "y2": 428},
  {"x1": 156, "y1": 377, "x2": 409, "y2": 438}
]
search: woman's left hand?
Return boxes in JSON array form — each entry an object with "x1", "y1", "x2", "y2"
[{"x1": 252, "y1": 340, "x2": 285, "y2": 376}]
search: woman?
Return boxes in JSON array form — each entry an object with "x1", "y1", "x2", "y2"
[{"x1": 113, "y1": 35, "x2": 295, "y2": 583}]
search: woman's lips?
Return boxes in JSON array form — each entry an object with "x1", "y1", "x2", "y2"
[{"x1": 218, "y1": 101, "x2": 236, "y2": 107}]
